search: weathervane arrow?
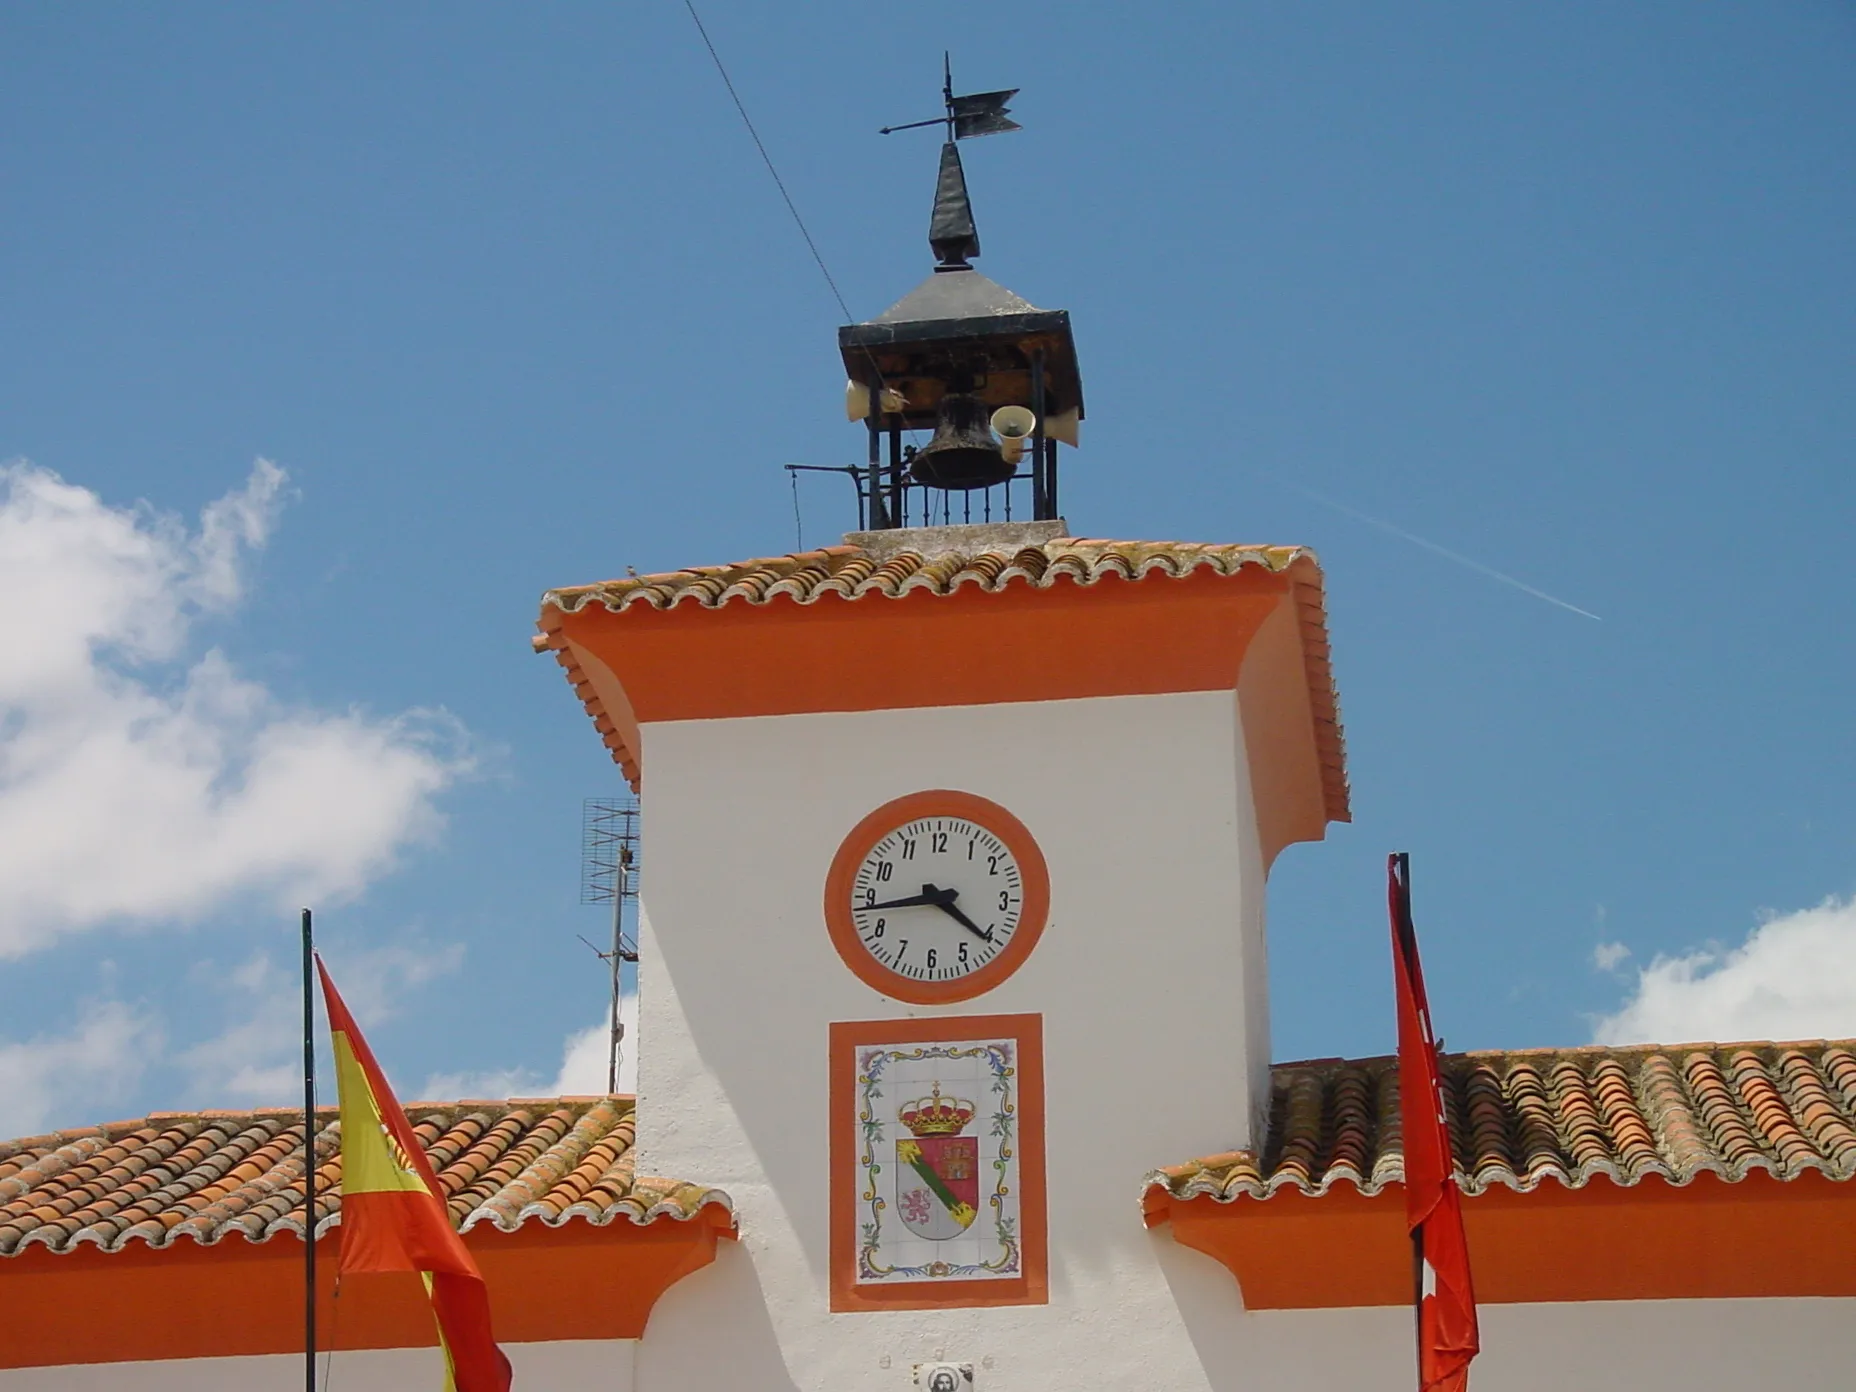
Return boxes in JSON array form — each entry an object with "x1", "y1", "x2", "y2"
[{"x1": 880, "y1": 55, "x2": 1022, "y2": 139}]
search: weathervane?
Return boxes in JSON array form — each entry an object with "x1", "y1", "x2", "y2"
[
  {"x1": 879, "y1": 54, "x2": 1021, "y2": 141},
  {"x1": 880, "y1": 56, "x2": 1021, "y2": 271}
]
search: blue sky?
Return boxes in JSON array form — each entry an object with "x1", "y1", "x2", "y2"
[{"x1": 2, "y1": 3, "x2": 1852, "y2": 1134}]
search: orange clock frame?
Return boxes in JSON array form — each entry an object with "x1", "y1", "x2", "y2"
[{"x1": 823, "y1": 790, "x2": 1050, "y2": 1005}]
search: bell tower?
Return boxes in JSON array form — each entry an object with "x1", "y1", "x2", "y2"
[
  {"x1": 839, "y1": 70, "x2": 1080, "y2": 528},
  {"x1": 536, "y1": 77, "x2": 1348, "y2": 1391}
]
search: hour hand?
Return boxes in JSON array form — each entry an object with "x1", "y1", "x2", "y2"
[
  {"x1": 932, "y1": 895, "x2": 995, "y2": 943},
  {"x1": 856, "y1": 884, "x2": 943, "y2": 913}
]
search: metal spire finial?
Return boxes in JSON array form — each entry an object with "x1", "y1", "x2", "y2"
[
  {"x1": 929, "y1": 141, "x2": 980, "y2": 269},
  {"x1": 879, "y1": 57, "x2": 1021, "y2": 272}
]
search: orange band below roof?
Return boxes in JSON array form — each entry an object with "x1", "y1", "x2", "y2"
[
  {"x1": 1147, "y1": 1170, "x2": 1856, "y2": 1309},
  {"x1": 0, "y1": 1214, "x2": 734, "y2": 1369},
  {"x1": 537, "y1": 539, "x2": 1349, "y2": 827}
]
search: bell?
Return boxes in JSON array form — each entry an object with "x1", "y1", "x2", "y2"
[{"x1": 909, "y1": 394, "x2": 1014, "y2": 490}]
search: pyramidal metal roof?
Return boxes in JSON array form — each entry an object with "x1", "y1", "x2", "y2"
[
  {"x1": 839, "y1": 267, "x2": 1074, "y2": 361},
  {"x1": 868, "y1": 268, "x2": 1042, "y2": 325}
]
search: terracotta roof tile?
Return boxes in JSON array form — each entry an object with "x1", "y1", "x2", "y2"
[
  {"x1": 536, "y1": 535, "x2": 1349, "y2": 823},
  {"x1": 1145, "y1": 1041, "x2": 1856, "y2": 1205},
  {"x1": 539, "y1": 538, "x2": 1312, "y2": 615},
  {"x1": 0, "y1": 1098, "x2": 729, "y2": 1256}
]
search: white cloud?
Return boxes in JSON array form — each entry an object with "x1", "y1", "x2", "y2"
[
  {"x1": 1592, "y1": 941, "x2": 1631, "y2": 973},
  {"x1": 0, "y1": 459, "x2": 471, "y2": 957},
  {"x1": 179, "y1": 942, "x2": 465, "y2": 1108},
  {"x1": 0, "y1": 1001, "x2": 161, "y2": 1137},
  {"x1": 421, "y1": 993, "x2": 637, "y2": 1101},
  {"x1": 548, "y1": 997, "x2": 639, "y2": 1094},
  {"x1": 1593, "y1": 896, "x2": 1856, "y2": 1045}
]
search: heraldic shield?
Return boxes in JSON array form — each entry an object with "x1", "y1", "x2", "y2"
[{"x1": 895, "y1": 1084, "x2": 980, "y2": 1240}]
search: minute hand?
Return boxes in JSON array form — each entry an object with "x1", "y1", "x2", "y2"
[{"x1": 856, "y1": 884, "x2": 945, "y2": 913}]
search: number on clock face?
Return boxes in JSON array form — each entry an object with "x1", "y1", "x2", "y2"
[{"x1": 850, "y1": 816, "x2": 1023, "y2": 982}]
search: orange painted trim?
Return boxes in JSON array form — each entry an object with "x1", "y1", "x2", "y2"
[
  {"x1": 824, "y1": 791, "x2": 1051, "y2": 1005},
  {"x1": 542, "y1": 556, "x2": 1349, "y2": 829},
  {"x1": 546, "y1": 563, "x2": 1287, "y2": 755},
  {"x1": 1149, "y1": 1169, "x2": 1856, "y2": 1309},
  {"x1": 0, "y1": 1210, "x2": 734, "y2": 1369},
  {"x1": 829, "y1": 1014, "x2": 1047, "y2": 1312},
  {"x1": 538, "y1": 612, "x2": 641, "y2": 789}
]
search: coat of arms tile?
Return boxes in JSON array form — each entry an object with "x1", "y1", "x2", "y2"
[{"x1": 853, "y1": 1036, "x2": 1022, "y2": 1284}]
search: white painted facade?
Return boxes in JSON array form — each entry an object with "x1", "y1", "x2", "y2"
[
  {"x1": 0, "y1": 1339, "x2": 631, "y2": 1390},
  {"x1": 633, "y1": 690, "x2": 1272, "y2": 1391},
  {"x1": 9, "y1": 1293, "x2": 1856, "y2": 1390},
  {"x1": 622, "y1": 687, "x2": 1856, "y2": 1391}
]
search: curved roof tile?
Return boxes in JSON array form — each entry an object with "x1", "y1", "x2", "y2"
[
  {"x1": 1146, "y1": 1040, "x2": 1856, "y2": 1206},
  {"x1": 0, "y1": 1097, "x2": 731, "y2": 1257},
  {"x1": 540, "y1": 538, "x2": 1311, "y2": 615}
]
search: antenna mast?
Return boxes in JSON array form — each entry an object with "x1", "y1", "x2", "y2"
[{"x1": 580, "y1": 796, "x2": 641, "y2": 1093}]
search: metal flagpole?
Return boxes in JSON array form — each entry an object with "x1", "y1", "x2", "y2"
[
  {"x1": 302, "y1": 907, "x2": 317, "y2": 1392},
  {"x1": 1398, "y1": 854, "x2": 1418, "y2": 1383},
  {"x1": 1413, "y1": 1225, "x2": 1425, "y2": 1382},
  {"x1": 1397, "y1": 853, "x2": 1423, "y2": 1385},
  {"x1": 607, "y1": 860, "x2": 624, "y2": 1095}
]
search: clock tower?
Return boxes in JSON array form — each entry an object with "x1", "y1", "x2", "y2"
[{"x1": 536, "y1": 123, "x2": 1347, "y2": 1391}]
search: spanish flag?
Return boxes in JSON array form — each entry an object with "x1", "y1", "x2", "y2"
[{"x1": 317, "y1": 958, "x2": 513, "y2": 1392}]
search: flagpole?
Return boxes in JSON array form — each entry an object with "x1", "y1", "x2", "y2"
[
  {"x1": 1412, "y1": 1224, "x2": 1424, "y2": 1382},
  {"x1": 302, "y1": 907, "x2": 317, "y2": 1392},
  {"x1": 1396, "y1": 854, "x2": 1420, "y2": 1384}
]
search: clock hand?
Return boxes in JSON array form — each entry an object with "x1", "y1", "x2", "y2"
[
  {"x1": 929, "y1": 892, "x2": 995, "y2": 944},
  {"x1": 857, "y1": 883, "x2": 995, "y2": 944},
  {"x1": 856, "y1": 884, "x2": 945, "y2": 913}
]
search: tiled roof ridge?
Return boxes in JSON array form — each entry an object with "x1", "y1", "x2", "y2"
[
  {"x1": 1144, "y1": 1039, "x2": 1856, "y2": 1207},
  {"x1": 539, "y1": 537, "x2": 1314, "y2": 616},
  {"x1": 0, "y1": 1096, "x2": 732, "y2": 1258}
]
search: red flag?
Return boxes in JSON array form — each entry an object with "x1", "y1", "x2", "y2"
[
  {"x1": 1388, "y1": 855, "x2": 1479, "y2": 1392},
  {"x1": 318, "y1": 958, "x2": 513, "y2": 1392}
]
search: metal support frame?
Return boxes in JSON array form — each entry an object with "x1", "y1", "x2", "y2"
[
  {"x1": 887, "y1": 419, "x2": 904, "y2": 528},
  {"x1": 865, "y1": 405, "x2": 886, "y2": 530},
  {"x1": 1030, "y1": 350, "x2": 1049, "y2": 521}
]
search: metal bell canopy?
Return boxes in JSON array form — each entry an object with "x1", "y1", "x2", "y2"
[{"x1": 838, "y1": 62, "x2": 1083, "y2": 526}]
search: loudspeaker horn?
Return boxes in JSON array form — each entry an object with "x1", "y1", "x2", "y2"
[{"x1": 990, "y1": 405, "x2": 1037, "y2": 466}]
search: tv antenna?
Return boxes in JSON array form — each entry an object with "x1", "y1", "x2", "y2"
[{"x1": 580, "y1": 795, "x2": 641, "y2": 1094}]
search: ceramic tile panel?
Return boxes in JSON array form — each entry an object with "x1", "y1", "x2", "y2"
[{"x1": 830, "y1": 1014, "x2": 1047, "y2": 1310}]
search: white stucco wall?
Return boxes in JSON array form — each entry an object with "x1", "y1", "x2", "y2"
[
  {"x1": 9, "y1": 1285, "x2": 1850, "y2": 1391},
  {"x1": 0, "y1": 1338, "x2": 633, "y2": 1390},
  {"x1": 622, "y1": 688, "x2": 1856, "y2": 1391},
  {"x1": 633, "y1": 691, "x2": 1271, "y2": 1391},
  {"x1": 1166, "y1": 1246, "x2": 1856, "y2": 1392}
]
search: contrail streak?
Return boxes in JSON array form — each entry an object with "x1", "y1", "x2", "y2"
[{"x1": 1294, "y1": 487, "x2": 1603, "y2": 622}]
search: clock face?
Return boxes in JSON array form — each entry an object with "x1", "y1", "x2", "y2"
[
  {"x1": 851, "y1": 816, "x2": 1023, "y2": 984},
  {"x1": 825, "y1": 790, "x2": 1049, "y2": 1004}
]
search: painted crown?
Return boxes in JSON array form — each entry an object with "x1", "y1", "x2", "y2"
[{"x1": 898, "y1": 1084, "x2": 976, "y2": 1137}]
